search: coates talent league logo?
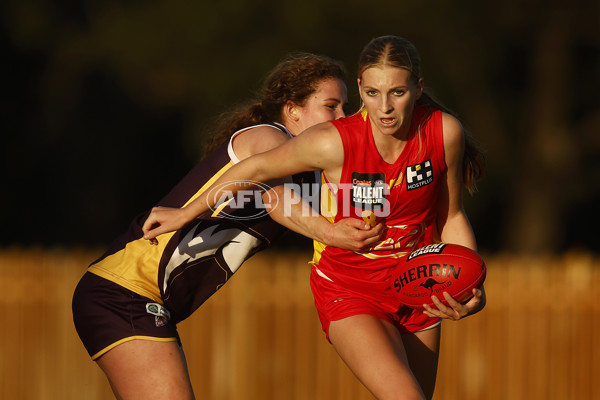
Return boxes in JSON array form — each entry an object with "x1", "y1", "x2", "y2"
[
  {"x1": 206, "y1": 180, "x2": 278, "y2": 220},
  {"x1": 351, "y1": 172, "x2": 387, "y2": 210}
]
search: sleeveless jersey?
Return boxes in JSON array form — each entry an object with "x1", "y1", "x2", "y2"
[
  {"x1": 88, "y1": 123, "x2": 312, "y2": 323},
  {"x1": 312, "y1": 105, "x2": 447, "y2": 299}
]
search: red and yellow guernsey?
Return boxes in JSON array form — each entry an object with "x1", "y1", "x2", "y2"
[{"x1": 312, "y1": 105, "x2": 447, "y2": 299}]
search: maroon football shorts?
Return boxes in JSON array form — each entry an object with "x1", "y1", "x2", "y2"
[{"x1": 72, "y1": 272, "x2": 180, "y2": 360}]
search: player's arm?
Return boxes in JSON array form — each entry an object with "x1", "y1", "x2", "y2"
[
  {"x1": 142, "y1": 122, "x2": 344, "y2": 240},
  {"x1": 424, "y1": 113, "x2": 486, "y2": 320},
  {"x1": 242, "y1": 125, "x2": 384, "y2": 251},
  {"x1": 435, "y1": 113, "x2": 477, "y2": 250},
  {"x1": 264, "y1": 185, "x2": 385, "y2": 252},
  {"x1": 142, "y1": 125, "x2": 291, "y2": 245}
]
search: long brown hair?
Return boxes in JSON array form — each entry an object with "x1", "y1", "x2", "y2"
[
  {"x1": 203, "y1": 53, "x2": 346, "y2": 154},
  {"x1": 358, "y1": 36, "x2": 485, "y2": 193}
]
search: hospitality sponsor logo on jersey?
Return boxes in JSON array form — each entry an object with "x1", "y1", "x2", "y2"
[
  {"x1": 351, "y1": 172, "x2": 386, "y2": 209},
  {"x1": 406, "y1": 160, "x2": 433, "y2": 191}
]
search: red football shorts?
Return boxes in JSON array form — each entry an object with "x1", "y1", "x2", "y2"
[{"x1": 310, "y1": 266, "x2": 441, "y2": 340}]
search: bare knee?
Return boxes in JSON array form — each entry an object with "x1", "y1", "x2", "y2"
[
  {"x1": 402, "y1": 326, "x2": 441, "y2": 400},
  {"x1": 329, "y1": 315, "x2": 427, "y2": 400}
]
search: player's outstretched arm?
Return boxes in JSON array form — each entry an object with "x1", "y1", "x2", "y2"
[
  {"x1": 143, "y1": 122, "x2": 343, "y2": 242},
  {"x1": 265, "y1": 185, "x2": 385, "y2": 252}
]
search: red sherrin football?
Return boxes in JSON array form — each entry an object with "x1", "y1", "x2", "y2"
[{"x1": 393, "y1": 243, "x2": 486, "y2": 309}]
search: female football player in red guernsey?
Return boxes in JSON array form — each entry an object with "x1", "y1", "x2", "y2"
[{"x1": 143, "y1": 36, "x2": 487, "y2": 400}]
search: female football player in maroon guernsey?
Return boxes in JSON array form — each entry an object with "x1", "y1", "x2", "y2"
[{"x1": 73, "y1": 53, "x2": 385, "y2": 400}]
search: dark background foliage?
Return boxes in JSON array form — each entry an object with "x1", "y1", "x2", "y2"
[{"x1": 1, "y1": 0, "x2": 598, "y2": 254}]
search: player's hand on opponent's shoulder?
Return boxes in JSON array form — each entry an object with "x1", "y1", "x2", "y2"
[
  {"x1": 142, "y1": 206, "x2": 192, "y2": 245},
  {"x1": 422, "y1": 285, "x2": 486, "y2": 321},
  {"x1": 326, "y1": 218, "x2": 385, "y2": 253}
]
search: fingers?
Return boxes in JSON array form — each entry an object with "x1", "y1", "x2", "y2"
[
  {"x1": 343, "y1": 218, "x2": 371, "y2": 230},
  {"x1": 461, "y1": 288, "x2": 485, "y2": 314},
  {"x1": 143, "y1": 222, "x2": 172, "y2": 242},
  {"x1": 141, "y1": 213, "x2": 156, "y2": 236},
  {"x1": 422, "y1": 292, "x2": 469, "y2": 321},
  {"x1": 354, "y1": 222, "x2": 385, "y2": 237},
  {"x1": 358, "y1": 223, "x2": 384, "y2": 242},
  {"x1": 442, "y1": 291, "x2": 463, "y2": 309},
  {"x1": 143, "y1": 227, "x2": 163, "y2": 241},
  {"x1": 353, "y1": 223, "x2": 385, "y2": 252},
  {"x1": 330, "y1": 218, "x2": 386, "y2": 252},
  {"x1": 371, "y1": 222, "x2": 385, "y2": 234},
  {"x1": 142, "y1": 207, "x2": 163, "y2": 236},
  {"x1": 423, "y1": 295, "x2": 454, "y2": 319},
  {"x1": 141, "y1": 207, "x2": 170, "y2": 244},
  {"x1": 340, "y1": 218, "x2": 385, "y2": 232}
]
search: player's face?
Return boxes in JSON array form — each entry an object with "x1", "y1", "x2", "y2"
[
  {"x1": 358, "y1": 66, "x2": 423, "y2": 139},
  {"x1": 295, "y1": 78, "x2": 347, "y2": 134}
]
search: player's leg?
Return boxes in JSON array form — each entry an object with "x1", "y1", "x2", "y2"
[
  {"x1": 96, "y1": 339, "x2": 195, "y2": 400},
  {"x1": 73, "y1": 272, "x2": 193, "y2": 399},
  {"x1": 401, "y1": 325, "x2": 441, "y2": 400},
  {"x1": 328, "y1": 314, "x2": 426, "y2": 400}
]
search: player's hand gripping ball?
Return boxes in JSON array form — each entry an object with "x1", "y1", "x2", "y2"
[{"x1": 393, "y1": 243, "x2": 486, "y2": 309}]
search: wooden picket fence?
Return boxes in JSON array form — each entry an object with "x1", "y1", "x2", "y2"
[{"x1": 0, "y1": 247, "x2": 598, "y2": 399}]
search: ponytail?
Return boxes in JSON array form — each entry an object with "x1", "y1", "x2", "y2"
[
  {"x1": 419, "y1": 93, "x2": 486, "y2": 194},
  {"x1": 201, "y1": 53, "x2": 346, "y2": 156},
  {"x1": 202, "y1": 103, "x2": 266, "y2": 154}
]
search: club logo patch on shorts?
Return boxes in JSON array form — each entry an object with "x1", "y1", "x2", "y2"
[
  {"x1": 406, "y1": 160, "x2": 433, "y2": 191},
  {"x1": 146, "y1": 303, "x2": 171, "y2": 327}
]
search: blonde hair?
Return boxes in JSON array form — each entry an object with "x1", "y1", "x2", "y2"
[{"x1": 358, "y1": 36, "x2": 485, "y2": 193}]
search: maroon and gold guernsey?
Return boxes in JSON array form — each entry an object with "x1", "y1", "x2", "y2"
[
  {"x1": 88, "y1": 123, "x2": 314, "y2": 323},
  {"x1": 312, "y1": 105, "x2": 447, "y2": 300}
]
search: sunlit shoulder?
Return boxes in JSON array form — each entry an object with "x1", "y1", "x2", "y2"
[
  {"x1": 286, "y1": 120, "x2": 344, "y2": 171},
  {"x1": 441, "y1": 112, "x2": 465, "y2": 150},
  {"x1": 233, "y1": 125, "x2": 290, "y2": 159}
]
